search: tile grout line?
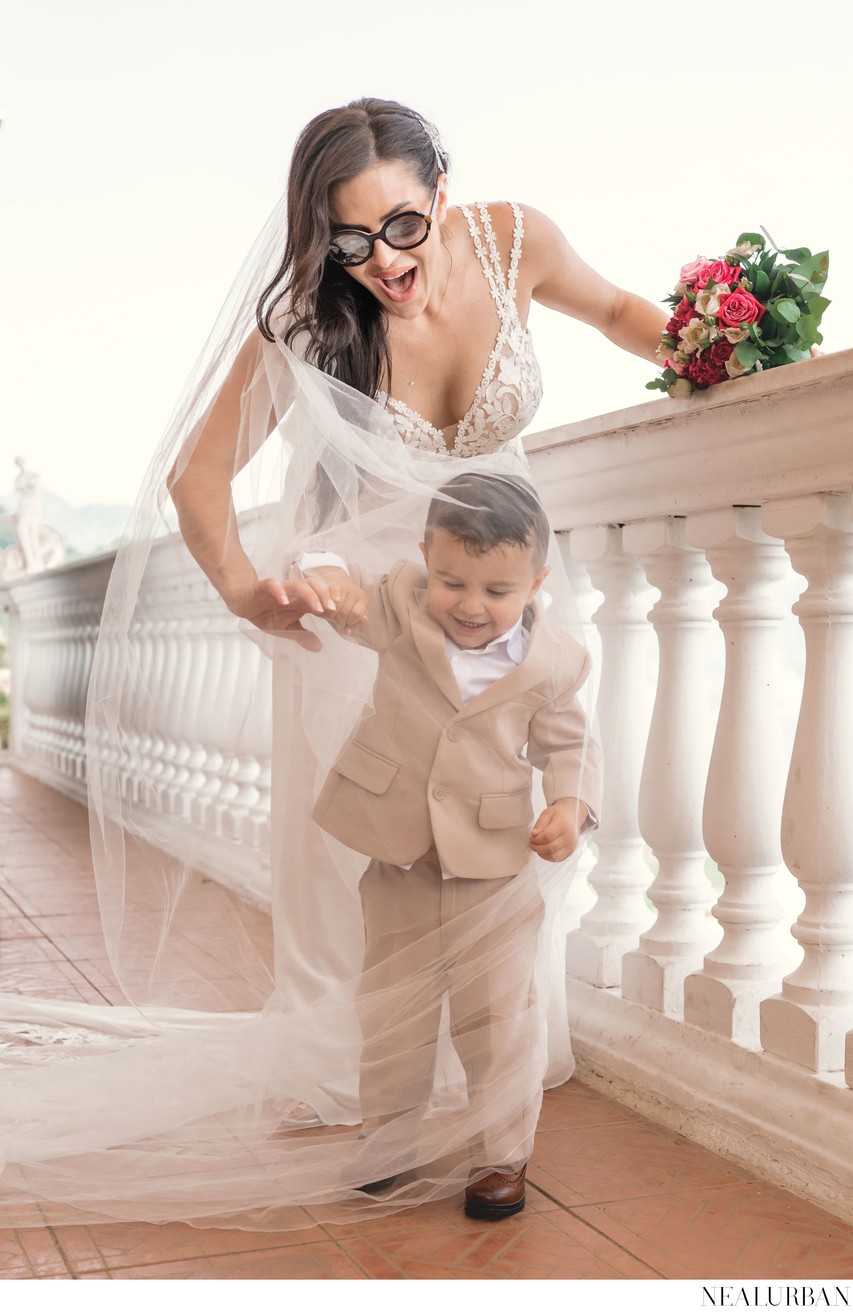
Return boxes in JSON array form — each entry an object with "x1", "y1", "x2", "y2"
[
  {"x1": 46, "y1": 1224, "x2": 79, "y2": 1280},
  {"x1": 527, "y1": 1180, "x2": 669, "y2": 1278}
]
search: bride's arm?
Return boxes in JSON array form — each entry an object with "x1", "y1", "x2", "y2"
[
  {"x1": 167, "y1": 330, "x2": 286, "y2": 624},
  {"x1": 519, "y1": 206, "x2": 667, "y2": 363}
]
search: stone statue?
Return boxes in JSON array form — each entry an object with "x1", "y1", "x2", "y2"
[{"x1": 0, "y1": 458, "x2": 65, "y2": 581}]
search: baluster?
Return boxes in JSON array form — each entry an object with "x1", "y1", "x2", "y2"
[
  {"x1": 682, "y1": 508, "x2": 792, "y2": 1044},
  {"x1": 48, "y1": 608, "x2": 66, "y2": 772},
  {"x1": 760, "y1": 492, "x2": 853, "y2": 1072},
  {"x1": 145, "y1": 617, "x2": 177, "y2": 808},
  {"x1": 211, "y1": 620, "x2": 249, "y2": 840},
  {"x1": 566, "y1": 524, "x2": 657, "y2": 986},
  {"x1": 192, "y1": 622, "x2": 228, "y2": 828},
  {"x1": 172, "y1": 606, "x2": 214, "y2": 822},
  {"x1": 621, "y1": 517, "x2": 722, "y2": 1018},
  {"x1": 555, "y1": 544, "x2": 599, "y2": 932},
  {"x1": 68, "y1": 608, "x2": 88, "y2": 780},
  {"x1": 23, "y1": 612, "x2": 49, "y2": 767},
  {"x1": 232, "y1": 638, "x2": 273, "y2": 851},
  {"x1": 129, "y1": 617, "x2": 159, "y2": 806},
  {"x1": 159, "y1": 614, "x2": 196, "y2": 815}
]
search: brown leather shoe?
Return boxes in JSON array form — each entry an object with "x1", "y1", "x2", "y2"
[{"x1": 464, "y1": 1163, "x2": 527, "y2": 1220}]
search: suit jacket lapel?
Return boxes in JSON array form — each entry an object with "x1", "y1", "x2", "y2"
[{"x1": 409, "y1": 593, "x2": 464, "y2": 711}]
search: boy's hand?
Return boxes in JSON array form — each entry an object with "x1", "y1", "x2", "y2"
[
  {"x1": 303, "y1": 567, "x2": 368, "y2": 636},
  {"x1": 529, "y1": 797, "x2": 589, "y2": 862},
  {"x1": 227, "y1": 576, "x2": 337, "y2": 650}
]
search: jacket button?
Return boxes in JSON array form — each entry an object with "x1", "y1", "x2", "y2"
[
  {"x1": 432, "y1": 785, "x2": 447, "y2": 800},
  {"x1": 447, "y1": 726, "x2": 463, "y2": 742}
]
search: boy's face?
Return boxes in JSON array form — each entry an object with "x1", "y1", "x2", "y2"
[{"x1": 419, "y1": 528, "x2": 548, "y2": 650}]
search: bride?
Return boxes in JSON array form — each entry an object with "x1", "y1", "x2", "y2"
[{"x1": 0, "y1": 97, "x2": 665, "y2": 1232}]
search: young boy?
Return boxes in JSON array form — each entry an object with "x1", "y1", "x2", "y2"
[{"x1": 286, "y1": 472, "x2": 601, "y2": 1219}]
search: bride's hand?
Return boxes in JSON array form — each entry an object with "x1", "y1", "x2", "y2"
[{"x1": 226, "y1": 577, "x2": 336, "y2": 650}]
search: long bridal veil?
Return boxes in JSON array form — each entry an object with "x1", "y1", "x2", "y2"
[{"x1": 0, "y1": 198, "x2": 599, "y2": 1231}]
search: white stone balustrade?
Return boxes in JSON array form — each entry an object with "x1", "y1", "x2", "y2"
[
  {"x1": 526, "y1": 350, "x2": 853, "y2": 1219},
  {"x1": 4, "y1": 350, "x2": 853, "y2": 1221},
  {"x1": 4, "y1": 539, "x2": 274, "y2": 907}
]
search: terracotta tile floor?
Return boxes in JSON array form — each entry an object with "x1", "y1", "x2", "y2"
[{"x1": 2, "y1": 763, "x2": 853, "y2": 1281}]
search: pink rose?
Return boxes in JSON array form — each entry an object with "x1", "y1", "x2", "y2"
[
  {"x1": 696, "y1": 260, "x2": 742, "y2": 289},
  {"x1": 717, "y1": 291, "x2": 766, "y2": 327},
  {"x1": 679, "y1": 256, "x2": 713, "y2": 285}
]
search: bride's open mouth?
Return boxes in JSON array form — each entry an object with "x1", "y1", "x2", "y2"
[{"x1": 376, "y1": 265, "x2": 418, "y2": 303}]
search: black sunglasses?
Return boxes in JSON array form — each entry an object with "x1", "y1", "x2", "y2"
[{"x1": 328, "y1": 187, "x2": 439, "y2": 267}]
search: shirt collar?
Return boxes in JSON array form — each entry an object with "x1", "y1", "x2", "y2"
[{"x1": 445, "y1": 614, "x2": 527, "y2": 664}]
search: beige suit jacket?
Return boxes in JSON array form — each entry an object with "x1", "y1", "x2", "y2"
[{"x1": 311, "y1": 561, "x2": 602, "y2": 880}]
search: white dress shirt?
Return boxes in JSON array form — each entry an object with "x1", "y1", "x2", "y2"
[{"x1": 444, "y1": 616, "x2": 529, "y2": 703}]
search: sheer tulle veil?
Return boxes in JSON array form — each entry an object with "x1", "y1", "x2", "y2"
[{"x1": 0, "y1": 192, "x2": 599, "y2": 1230}]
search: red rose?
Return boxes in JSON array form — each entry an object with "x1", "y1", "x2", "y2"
[
  {"x1": 696, "y1": 260, "x2": 742, "y2": 289},
  {"x1": 717, "y1": 290, "x2": 766, "y2": 327},
  {"x1": 708, "y1": 340, "x2": 735, "y2": 365},
  {"x1": 687, "y1": 340, "x2": 733, "y2": 389},
  {"x1": 666, "y1": 296, "x2": 696, "y2": 339}
]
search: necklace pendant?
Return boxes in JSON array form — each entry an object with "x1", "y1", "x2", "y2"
[{"x1": 408, "y1": 379, "x2": 415, "y2": 387}]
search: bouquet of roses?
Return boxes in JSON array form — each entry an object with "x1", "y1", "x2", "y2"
[{"x1": 647, "y1": 231, "x2": 829, "y2": 398}]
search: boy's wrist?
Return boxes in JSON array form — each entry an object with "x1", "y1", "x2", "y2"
[{"x1": 553, "y1": 796, "x2": 595, "y2": 831}]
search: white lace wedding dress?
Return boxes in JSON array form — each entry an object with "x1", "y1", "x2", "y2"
[{"x1": 384, "y1": 202, "x2": 542, "y2": 455}]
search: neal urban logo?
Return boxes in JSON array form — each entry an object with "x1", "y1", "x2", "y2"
[{"x1": 702, "y1": 1290, "x2": 850, "y2": 1308}]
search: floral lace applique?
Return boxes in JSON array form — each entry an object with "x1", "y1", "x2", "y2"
[{"x1": 382, "y1": 203, "x2": 543, "y2": 456}]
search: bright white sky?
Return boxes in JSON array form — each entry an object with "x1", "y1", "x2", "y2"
[{"x1": 2, "y1": 0, "x2": 852, "y2": 507}]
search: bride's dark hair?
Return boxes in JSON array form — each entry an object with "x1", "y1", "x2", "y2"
[{"x1": 256, "y1": 97, "x2": 448, "y2": 399}]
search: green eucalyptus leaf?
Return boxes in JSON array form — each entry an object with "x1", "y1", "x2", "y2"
[
  {"x1": 776, "y1": 298, "x2": 802, "y2": 323},
  {"x1": 735, "y1": 341, "x2": 762, "y2": 367},
  {"x1": 784, "y1": 345, "x2": 811, "y2": 361},
  {"x1": 770, "y1": 299, "x2": 801, "y2": 323},
  {"x1": 806, "y1": 295, "x2": 831, "y2": 320},
  {"x1": 796, "y1": 317, "x2": 818, "y2": 349},
  {"x1": 792, "y1": 253, "x2": 830, "y2": 286},
  {"x1": 737, "y1": 232, "x2": 765, "y2": 248},
  {"x1": 752, "y1": 269, "x2": 770, "y2": 297}
]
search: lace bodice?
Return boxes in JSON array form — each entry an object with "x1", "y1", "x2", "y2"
[{"x1": 382, "y1": 203, "x2": 543, "y2": 456}]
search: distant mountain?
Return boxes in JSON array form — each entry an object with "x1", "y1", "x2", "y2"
[{"x1": 0, "y1": 488, "x2": 134, "y2": 560}]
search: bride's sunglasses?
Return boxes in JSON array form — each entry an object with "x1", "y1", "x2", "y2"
[{"x1": 328, "y1": 187, "x2": 439, "y2": 267}]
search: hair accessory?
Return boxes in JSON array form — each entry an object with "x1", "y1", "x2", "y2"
[{"x1": 413, "y1": 114, "x2": 446, "y2": 174}]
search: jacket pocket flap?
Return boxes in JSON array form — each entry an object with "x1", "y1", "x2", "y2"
[
  {"x1": 335, "y1": 741, "x2": 399, "y2": 795},
  {"x1": 478, "y1": 789, "x2": 533, "y2": 830}
]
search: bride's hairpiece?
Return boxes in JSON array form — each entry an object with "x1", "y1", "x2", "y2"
[{"x1": 412, "y1": 113, "x2": 446, "y2": 175}]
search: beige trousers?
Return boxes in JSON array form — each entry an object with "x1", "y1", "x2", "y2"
[{"x1": 357, "y1": 847, "x2": 545, "y2": 1167}]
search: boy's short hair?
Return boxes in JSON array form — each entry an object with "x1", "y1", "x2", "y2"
[{"x1": 424, "y1": 473, "x2": 550, "y2": 568}]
